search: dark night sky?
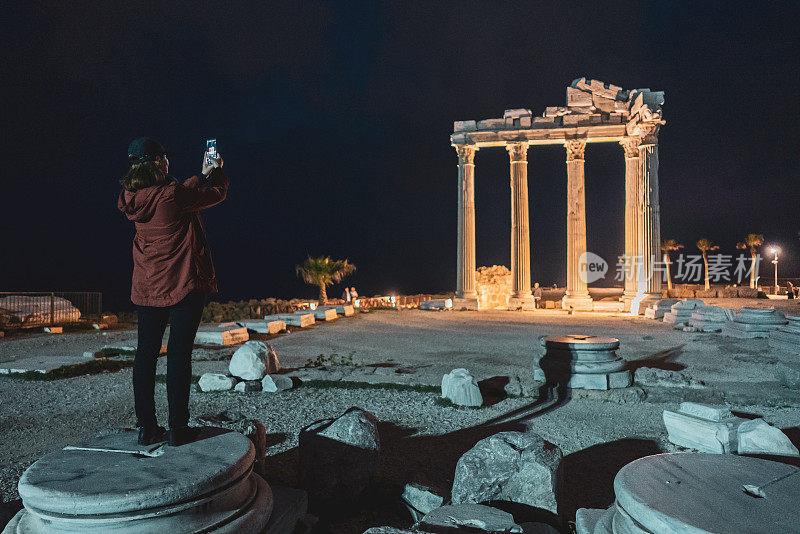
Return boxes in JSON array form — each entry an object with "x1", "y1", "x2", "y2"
[{"x1": 2, "y1": 1, "x2": 799, "y2": 310}]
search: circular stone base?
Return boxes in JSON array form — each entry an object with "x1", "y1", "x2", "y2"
[
  {"x1": 535, "y1": 335, "x2": 630, "y2": 390},
  {"x1": 613, "y1": 453, "x2": 800, "y2": 533},
  {"x1": 5, "y1": 430, "x2": 274, "y2": 534}
]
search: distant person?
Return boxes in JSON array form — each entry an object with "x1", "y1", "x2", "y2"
[
  {"x1": 788, "y1": 281, "x2": 795, "y2": 299},
  {"x1": 533, "y1": 282, "x2": 543, "y2": 309},
  {"x1": 118, "y1": 138, "x2": 227, "y2": 447},
  {"x1": 350, "y1": 287, "x2": 359, "y2": 300},
  {"x1": 342, "y1": 287, "x2": 351, "y2": 302}
]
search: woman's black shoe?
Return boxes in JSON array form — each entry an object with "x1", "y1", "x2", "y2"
[
  {"x1": 138, "y1": 425, "x2": 167, "y2": 446},
  {"x1": 168, "y1": 426, "x2": 197, "y2": 447}
]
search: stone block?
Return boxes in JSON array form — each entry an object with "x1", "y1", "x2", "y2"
[
  {"x1": 454, "y1": 120, "x2": 477, "y2": 132},
  {"x1": 575, "y1": 508, "x2": 607, "y2": 534},
  {"x1": 236, "y1": 319, "x2": 286, "y2": 334},
  {"x1": 264, "y1": 313, "x2": 315, "y2": 327},
  {"x1": 420, "y1": 504, "x2": 523, "y2": 533},
  {"x1": 566, "y1": 86, "x2": 593, "y2": 108},
  {"x1": 420, "y1": 299, "x2": 453, "y2": 310},
  {"x1": 504, "y1": 108, "x2": 532, "y2": 118},
  {"x1": 318, "y1": 305, "x2": 354, "y2": 317},
  {"x1": 545, "y1": 300, "x2": 555, "y2": 309},
  {"x1": 441, "y1": 368, "x2": 482, "y2": 406},
  {"x1": 451, "y1": 431, "x2": 561, "y2": 514},
  {"x1": 198, "y1": 373, "x2": 236, "y2": 392},
  {"x1": 194, "y1": 324, "x2": 249, "y2": 346},
  {"x1": 296, "y1": 308, "x2": 337, "y2": 321},
  {"x1": 737, "y1": 418, "x2": 799, "y2": 456},
  {"x1": 663, "y1": 404, "x2": 745, "y2": 453},
  {"x1": 476, "y1": 118, "x2": 506, "y2": 130},
  {"x1": 43, "y1": 326, "x2": 62, "y2": 334}
]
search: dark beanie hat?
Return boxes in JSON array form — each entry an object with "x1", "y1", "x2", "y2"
[{"x1": 127, "y1": 137, "x2": 167, "y2": 164}]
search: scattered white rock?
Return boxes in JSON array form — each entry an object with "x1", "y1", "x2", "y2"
[
  {"x1": 198, "y1": 373, "x2": 236, "y2": 392},
  {"x1": 420, "y1": 299, "x2": 453, "y2": 310},
  {"x1": 229, "y1": 341, "x2": 270, "y2": 380},
  {"x1": 401, "y1": 483, "x2": 444, "y2": 522},
  {"x1": 451, "y1": 431, "x2": 562, "y2": 514},
  {"x1": 441, "y1": 368, "x2": 483, "y2": 407},
  {"x1": 234, "y1": 380, "x2": 262, "y2": 393},
  {"x1": 737, "y1": 419, "x2": 799, "y2": 457},
  {"x1": 262, "y1": 374, "x2": 293, "y2": 393},
  {"x1": 634, "y1": 368, "x2": 705, "y2": 389}
]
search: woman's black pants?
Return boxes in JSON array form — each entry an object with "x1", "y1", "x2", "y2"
[{"x1": 134, "y1": 290, "x2": 205, "y2": 429}]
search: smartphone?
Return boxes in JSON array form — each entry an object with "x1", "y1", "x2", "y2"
[{"x1": 206, "y1": 139, "x2": 217, "y2": 163}]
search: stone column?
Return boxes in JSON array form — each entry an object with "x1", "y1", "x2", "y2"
[
  {"x1": 507, "y1": 142, "x2": 534, "y2": 309},
  {"x1": 639, "y1": 134, "x2": 662, "y2": 298},
  {"x1": 620, "y1": 136, "x2": 642, "y2": 311},
  {"x1": 455, "y1": 145, "x2": 477, "y2": 299},
  {"x1": 562, "y1": 139, "x2": 593, "y2": 311}
]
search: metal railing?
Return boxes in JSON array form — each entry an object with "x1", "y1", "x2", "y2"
[{"x1": 0, "y1": 292, "x2": 102, "y2": 329}]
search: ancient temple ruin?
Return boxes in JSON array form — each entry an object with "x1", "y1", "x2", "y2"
[{"x1": 451, "y1": 78, "x2": 665, "y2": 312}]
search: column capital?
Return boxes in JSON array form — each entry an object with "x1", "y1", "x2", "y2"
[
  {"x1": 627, "y1": 119, "x2": 662, "y2": 146},
  {"x1": 619, "y1": 136, "x2": 642, "y2": 158},
  {"x1": 454, "y1": 144, "x2": 476, "y2": 165},
  {"x1": 564, "y1": 139, "x2": 587, "y2": 161},
  {"x1": 506, "y1": 141, "x2": 529, "y2": 162}
]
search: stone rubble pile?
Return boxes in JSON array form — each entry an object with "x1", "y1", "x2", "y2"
[
  {"x1": 642, "y1": 298, "x2": 679, "y2": 319},
  {"x1": 441, "y1": 368, "x2": 483, "y2": 406},
  {"x1": 663, "y1": 402, "x2": 798, "y2": 456},
  {"x1": 687, "y1": 305, "x2": 734, "y2": 332},
  {"x1": 534, "y1": 335, "x2": 631, "y2": 390},
  {"x1": 768, "y1": 314, "x2": 800, "y2": 352},
  {"x1": 662, "y1": 299, "x2": 704, "y2": 327},
  {"x1": 576, "y1": 453, "x2": 800, "y2": 534},
  {"x1": 721, "y1": 307, "x2": 787, "y2": 338}
]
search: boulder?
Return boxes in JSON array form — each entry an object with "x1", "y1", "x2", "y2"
[
  {"x1": 197, "y1": 373, "x2": 236, "y2": 392},
  {"x1": 451, "y1": 431, "x2": 562, "y2": 514},
  {"x1": 195, "y1": 411, "x2": 268, "y2": 476},
  {"x1": 363, "y1": 529, "x2": 415, "y2": 534},
  {"x1": 262, "y1": 374, "x2": 293, "y2": 392},
  {"x1": 401, "y1": 482, "x2": 444, "y2": 522},
  {"x1": 442, "y1": 368, "x2": 483, "y2": 407},
  {"x1": 229, "y1": 341, "x2": 270, "y2": 380},
  {"x1": 737, "y1": 419, "x2": 799, "y2": 457},
  {"x1": 419, "y1": 504, "x2": 523, "y2": 533},
  {"x1": 299, "y1": 407, "x2": 380, "y2": 505}
]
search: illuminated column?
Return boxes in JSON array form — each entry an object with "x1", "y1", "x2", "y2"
[
  {"x1": 562, "y1": 139, "x2": 593, "y2": 310},
  {"x1": 639, "y1": 134, "x2": 662, "y2": 297},
  {"x1": 507, "y1": 142, "x2": 533, "y2": 308},
  {"x1": 620, "y1": 136, "x2": 642, "y2": 310},
  {"x1": 455, "y1": 145, "x2": 477, "y2": 298}
]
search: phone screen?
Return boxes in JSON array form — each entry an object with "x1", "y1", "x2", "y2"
[{"x1": 206, "y1": 139, "x2": 217, "y2": 162}]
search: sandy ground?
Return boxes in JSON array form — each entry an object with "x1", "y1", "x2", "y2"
[{"x1": 1, "y1": 304, "x2": 799, "y2": 532}]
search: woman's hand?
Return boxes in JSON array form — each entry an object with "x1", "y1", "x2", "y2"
[{"x1": 201, "y1": 152, "x2": 223, "y2": 175}]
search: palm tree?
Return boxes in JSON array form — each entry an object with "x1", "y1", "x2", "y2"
[
  {"x1": 661, "y1": 239, "x2": 684, "y2": 290},
  {"x1": 295, "y1": 256, "x2": 356, "y2": 305},
  {"x1": 696, "y1": 238, "x2": 720, "y2": 290},
  {"x1": 736, "y1": 233, "x2": 765, "y2": 288}
]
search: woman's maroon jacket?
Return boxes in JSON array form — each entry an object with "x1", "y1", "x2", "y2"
[{"x1": 118, "y1": 170, "x2": 229, "y2": 307}]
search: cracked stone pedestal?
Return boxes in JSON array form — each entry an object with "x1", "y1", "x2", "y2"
[
  {"x1": 533, "y1": 335, "x2": 631, "y2": 390},
  {"x1": 575, "y1": 453, "x2": 800, "y2": 534},
  {"x1": 3, "y1": 430, "x2": 306, "y2": 534}
]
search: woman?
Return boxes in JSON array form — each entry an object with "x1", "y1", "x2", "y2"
[{"x1": 118, "y1": 137, "x2": 229, "y2": 446}]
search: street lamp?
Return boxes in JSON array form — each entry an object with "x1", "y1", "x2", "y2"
[{"x1": 769, "y1": 246, "x2": 780, "y2": 294}]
